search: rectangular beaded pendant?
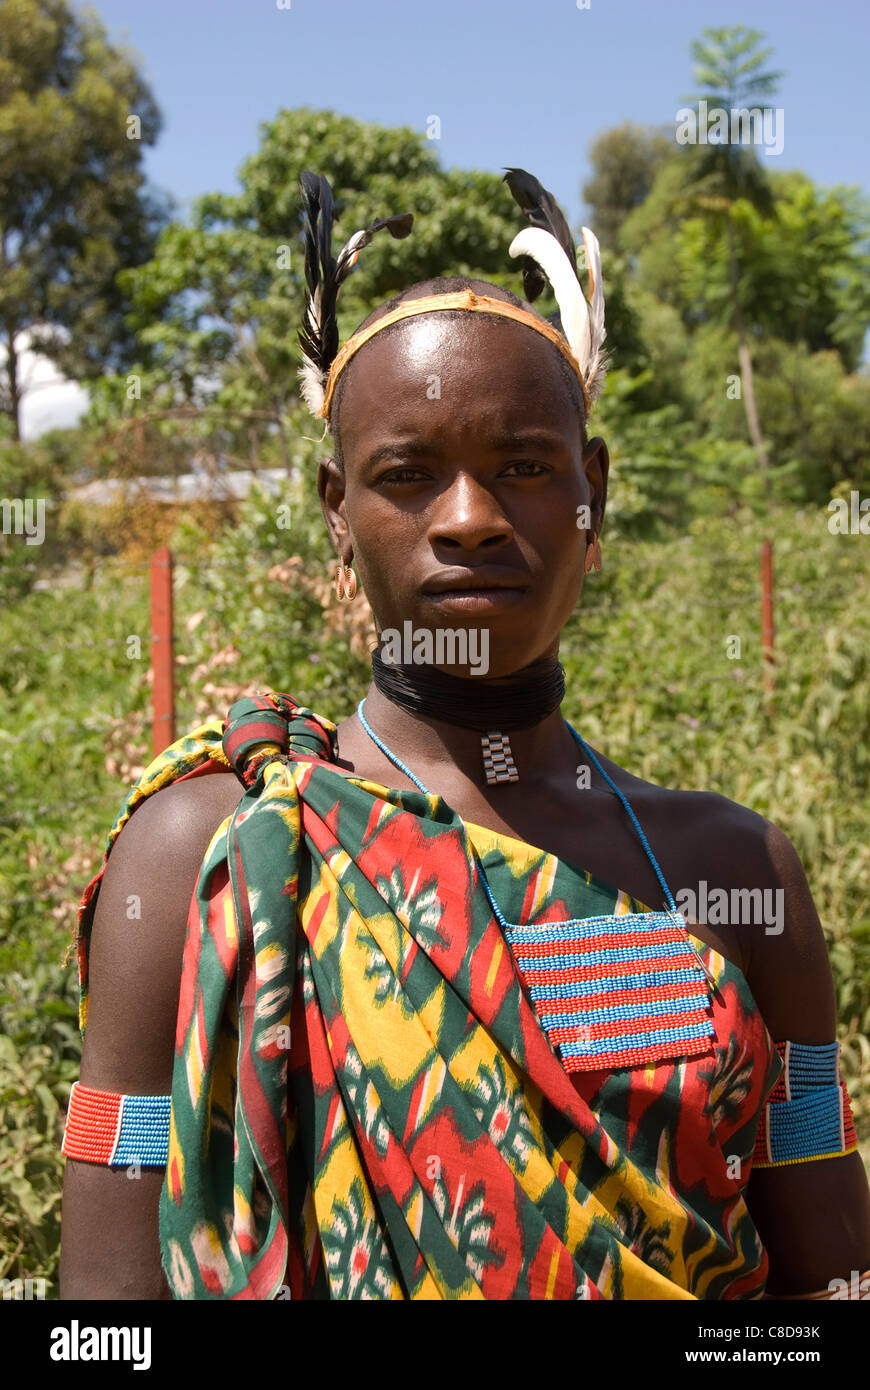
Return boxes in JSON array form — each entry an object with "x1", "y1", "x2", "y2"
[{"x1": 503, "y1": 910, "x2": 716, "y2": 1072}]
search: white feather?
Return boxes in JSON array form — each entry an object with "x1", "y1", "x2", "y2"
[
  {"x1": 298, "y1": 228, "x2": 366, "y2": 420},
  {"x1": 298, "y1": 277, "x2": 326, "y2": 415},
  {"x1": 509, "y1": 228, "x2": 591, "y2": 374},
  {"x1": 297, "y1": 358, "x2": 326, "y2": 416},
  {"x1": 508, "y1": 225, "x2": 608, "y2": 404},
  {"x1": 578, "y1": 227, "x2": 608, "y2": 402},
  {"x1": 579, "y1": 228, "x2": 604, "y2": 351},
  {"x1": 336, "y1": 227, "x2": 368, "y2": 273}
]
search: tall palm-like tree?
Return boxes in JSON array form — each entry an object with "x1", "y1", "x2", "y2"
[{"x1": 681, "y1": 27, "x2": 784, "y2": 499}]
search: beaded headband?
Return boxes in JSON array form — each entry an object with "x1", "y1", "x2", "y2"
[
  {"x1": 318, "y1": 289, "x2": 591, "y2": 419},
  {"x1": 297, "y1": 166, "x2": 607, "y2": 428}
]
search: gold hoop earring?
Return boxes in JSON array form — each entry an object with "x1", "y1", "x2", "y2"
[
  {"x1": 584, "y1": 536, "x2": 602, "y2": 574},
  {"x1": 335, "y1": 559, "x2": 358, "y2": 601}
]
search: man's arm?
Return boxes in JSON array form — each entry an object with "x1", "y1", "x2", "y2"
[
  {"x1": 740, "y1": 820, "x2": 870, "y2": 1297},
  {"x1": 59, "y1": 772, "x2": 244, "y2": 1300}
]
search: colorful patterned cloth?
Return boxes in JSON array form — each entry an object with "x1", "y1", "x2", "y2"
[{"x1": 75, "y1": 692, "x2": 784, "y2": 1300}]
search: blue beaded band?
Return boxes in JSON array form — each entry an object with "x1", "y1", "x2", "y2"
[{"x1": 753, "y1": 1041, "x2": 858, "y2": 1167}]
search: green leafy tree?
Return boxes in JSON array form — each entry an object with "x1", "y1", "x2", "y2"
[
  {"x1": 677, "y1": 25, "x2": 784, "y2": 492},
  {"x1": 620, "y1": 162, "x2": 870, "y2": 501},
  {"x1": 581, "y1": 121, "x2": 675, "y2": 247},
  {"x1": 675, "y1": 173, "x2": 870, "y2": 374},
  {"x1": 750, "y1": 342, "x2": 870, "y2": 501},
  {"x1": 0, "y1": 0, "x2": 168, "y2": 438}
]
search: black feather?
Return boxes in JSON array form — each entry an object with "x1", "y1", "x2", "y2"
[
  {"x1": 298, "y1": 170, "x2": 413, "y2": 384},
  {"x1": 334, "y1": 213, "x2": 414, "y2": 290},
  {"x1": 503, "y1": 167, "x2": 577, "y2": 302},
  {"x1": 298, "y1": 171, "x2": 337, "y2": 373}
]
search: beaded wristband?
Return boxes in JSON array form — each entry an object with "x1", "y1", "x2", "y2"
[
  {"x1": 752, "y1": 1041, "x2": 858, "y2": 1168},
  {"x1": 61, "y1": 1081, "x2": 170, "y2": 1168}
]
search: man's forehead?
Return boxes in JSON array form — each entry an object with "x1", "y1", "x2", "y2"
[
  {"x1": 340, "y1": 399, "x2": 582, "y2": 472},
  {"x1": 339, "y1": 315, "x2": 574, "y2": 422},
  {"x1": 349, "y1": 310, "x2": 563, "y2": 370},
  {"x1": 333, "y1": 311, "x2": 586, "y2": 465}
]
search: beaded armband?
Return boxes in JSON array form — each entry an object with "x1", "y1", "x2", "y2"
[
  {"x1": 752, "y1": 1041, "x2": 858, "y2": 1168},
  {"x1": 61, "y1": 1081, "x2": 170, "y2": 1168}
]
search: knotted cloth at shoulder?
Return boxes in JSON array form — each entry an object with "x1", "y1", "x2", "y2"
[{"x1": 221, "y1": 692, "x2": 335, "y2": 786}]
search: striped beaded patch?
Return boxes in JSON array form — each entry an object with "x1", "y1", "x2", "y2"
[
  {"x1": 504, "y1": 910, "x2": 716, "y2": 1072},
  {"x1": 752, "y1": 1041, "x2": 859, "y2": 1167},
  {"x1": 61, "y1": 1081, "x2": 171, "y2": 1168}
]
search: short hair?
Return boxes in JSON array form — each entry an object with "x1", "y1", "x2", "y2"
[{"x1": 329, "y1": 275, "x2": 588, "y2": 471}]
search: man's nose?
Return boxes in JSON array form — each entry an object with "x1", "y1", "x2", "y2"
[{"x1": 426, "y1": 472, "x2": 514, "y2": 551}]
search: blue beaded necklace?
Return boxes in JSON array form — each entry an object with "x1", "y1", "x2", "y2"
[
  {"x1": 357, "y1": 697, "x2": 679, "y2": 924},
  {"x1": 356, "y1": 697, "x2": 718, "y2": 1074}
]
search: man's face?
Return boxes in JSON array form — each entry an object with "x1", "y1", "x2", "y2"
[{"x1": 318, "y1": 311, "x2": 608, "y2": 678}]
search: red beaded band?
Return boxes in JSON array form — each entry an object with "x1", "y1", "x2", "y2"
[{"x1": 61, "y1": 1081, "x2": 170, "y2": 1167}]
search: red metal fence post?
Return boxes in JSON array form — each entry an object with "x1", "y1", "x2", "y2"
[
  {"x1": 151, "y1": 546, "x2": 175, "y2": 757},
  {"x1": 761, "y1": 539, "x2": 775, "y2": 700}
]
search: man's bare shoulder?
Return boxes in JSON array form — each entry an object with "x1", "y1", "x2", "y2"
[
  {"x1": 592, "y1": 747, "x2": 775, "y2": 865},
  {"x1": 97, "y1": 765, "x2": 247, "y2": 930},
  {"x1": 596, "y1": 753, "x2": 834, "y2": 1030},
  {"x1": 80, "y1": 768, "x2": 247, "y2": 1092},
  {"x1": 660, "y1": 785, "x2": 775, "y2": 865},
  {"x1": 113, "y1": 767, "x2": 247, "y2": 858}
]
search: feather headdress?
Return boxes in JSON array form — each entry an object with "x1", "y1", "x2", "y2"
[
  {"x1": 503, "y1": 167, "x2": 608, "y2": 405},
  {"x1": 297, "y1": 170, "x2": 413, "y2": 418}
]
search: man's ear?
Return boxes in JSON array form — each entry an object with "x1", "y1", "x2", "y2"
[
  {"x1": 316, "y1": 456, "x2": 350, "y2": 555},
  {"x1": 581, "y1": 435, "x2": 609, "y2": 536}
]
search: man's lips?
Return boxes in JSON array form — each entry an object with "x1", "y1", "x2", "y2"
[
  {"x1": 422, "y1": 588, "x2": 528, "y2": 610},
  {"x1": 421, "y1": 567, "x2": 531, "y2": 595},
  {"x1": 420, "y1": 569, "x2": 531, "y2": 612}
]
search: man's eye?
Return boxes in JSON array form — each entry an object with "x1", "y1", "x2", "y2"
[
  {"x1": 381, "y1": 467, "x2": 428, "y2": 483},
  {"x1": 503, "y1": 461, "x2": 548, "y2": 476},
  {"x1": 378, "y1": 461, "x2": 548, "y2": 483}
]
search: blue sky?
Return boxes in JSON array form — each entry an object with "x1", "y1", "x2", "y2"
[
  {"x1": 24, "y1": 0, "x2": 870, "y2": 436},
  {"x1": 93, "y1": 0, "x2": 869, "y2": 227}
]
